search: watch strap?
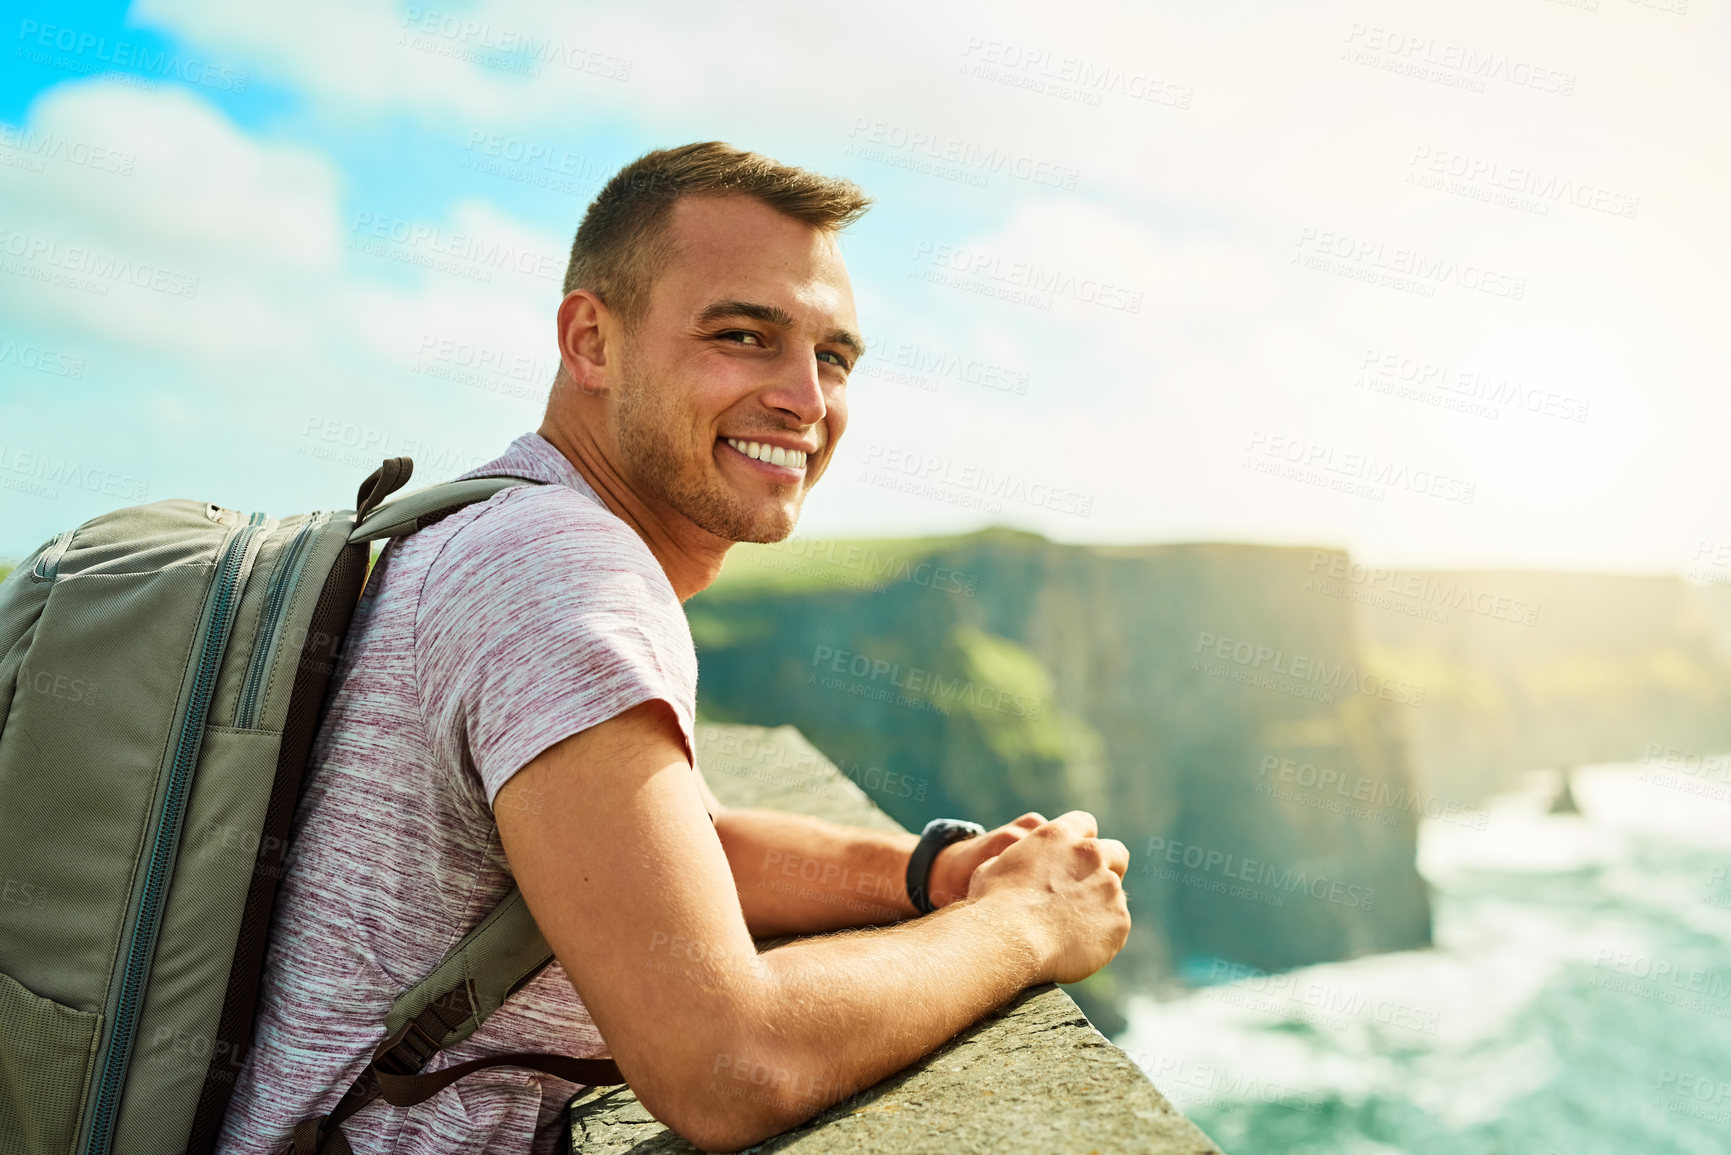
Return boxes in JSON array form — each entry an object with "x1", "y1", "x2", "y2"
[{"x1": 906, "y1": 818, "x2": 986, "y2": 915}]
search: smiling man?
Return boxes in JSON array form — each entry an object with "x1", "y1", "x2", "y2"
[{"x1": 217, "y1": 143, "x2": 1130, "y2": 1155}]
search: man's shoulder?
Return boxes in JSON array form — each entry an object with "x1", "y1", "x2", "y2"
[
  {"x1": 421, "y1": 483, "x2": 678, "y2": 613},
  {"x1": 466, "y1": 483, "x2": 655, "y2": 562}
]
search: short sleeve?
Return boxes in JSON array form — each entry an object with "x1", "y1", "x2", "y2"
[{"x1": 412, "y1": 487, "x2": 699, "y2": 805}]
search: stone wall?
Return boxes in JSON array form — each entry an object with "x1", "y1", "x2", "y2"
[{"x1": 568, "y1": 723, "x2": 1223, "y2": 1154}]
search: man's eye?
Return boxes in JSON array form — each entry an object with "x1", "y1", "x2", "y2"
[
  {"x1": 818, "y1": 350, "x2": 850, "y2": 369},
  {"x1": 719, "y1": 330, "x2": 763, "y2": 346}
]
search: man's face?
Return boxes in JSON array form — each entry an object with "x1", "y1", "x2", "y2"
[{"x1": 609, "y1": 195, "x2": 861, "y2": 544}]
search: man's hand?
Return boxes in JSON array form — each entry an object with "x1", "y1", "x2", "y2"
[
  {"x1": 924, "y1": 812, "x2": 1048, "y2": 909},
  {"x1": 964, "y1": 811, "x2": 1131, "y2": 985}
]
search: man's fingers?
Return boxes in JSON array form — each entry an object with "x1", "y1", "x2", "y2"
[
  {"x1": 1013, "y1": 812, "x2": 1046, "y2": 830},
  {"x1": 1049, "y1": 810, "x2": 1098, "y2": 839},
  {"x1": 1097, "y1": 838, "x2": 1130, "y2": 879}
]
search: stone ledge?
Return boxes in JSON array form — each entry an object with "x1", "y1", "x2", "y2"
[{"x1": 569, "y1": 724, "x2": 1223, "y2": 1155}]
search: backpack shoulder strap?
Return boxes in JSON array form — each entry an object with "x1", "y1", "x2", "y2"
[
  {"x1": 349, "y1": 474, "x2": 539, "y2": 544},
  {"x1": 383, "y1": 885, "x2": 554, "y2": 1052},
  {"x1": 292, "y1": 888, "x2": 623, "y2": 1154}
]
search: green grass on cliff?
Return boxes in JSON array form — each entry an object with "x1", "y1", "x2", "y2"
[{"x1": 707, "y1": 534, "x2": 962, "y2": 596}]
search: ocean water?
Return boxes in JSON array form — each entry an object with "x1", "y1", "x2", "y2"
[{"x1": 1116, "y1": 759, "x2": 1731, "y2": 1155}]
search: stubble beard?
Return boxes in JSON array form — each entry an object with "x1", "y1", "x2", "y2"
[{"x1": 613, "y1": 344, "x2": 802, "y2": 544}]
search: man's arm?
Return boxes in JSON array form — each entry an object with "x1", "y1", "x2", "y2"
[
  {"x1": 496, "y1": 701, "x2": 1129, "y2": 1153},
  {"x1": 696, "y1": 774, "x2": 1050, "y2": 937}
]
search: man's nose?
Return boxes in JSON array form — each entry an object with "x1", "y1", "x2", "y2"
[{"x1": 760, "y1": 351, "x2": 828, "y2": 427}]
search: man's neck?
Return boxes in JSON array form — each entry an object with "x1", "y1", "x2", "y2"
[{"x1": 535, "y1": 420, "x2": 729, "y2": 602}]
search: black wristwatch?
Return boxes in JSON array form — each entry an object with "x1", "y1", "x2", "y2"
[{"x1": 906, "y1": 818, "x2": 986, "y2": 915}]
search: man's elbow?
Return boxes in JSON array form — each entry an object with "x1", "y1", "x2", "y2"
[{"x1": 637, "y1": 1047, "x2": 828, "y2": 1153}]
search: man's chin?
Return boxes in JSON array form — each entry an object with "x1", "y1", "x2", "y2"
[
  {"x1": 680, "y1": 487, "x2": 803, "y2": 544},
  {"x1": 727, "y1": 501, "x2": 801, "y2": 545}
]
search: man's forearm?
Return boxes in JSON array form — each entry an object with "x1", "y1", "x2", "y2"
[
  {"x1": 703, "y1": 893, "x2": 1044, "y2": 1145},
  {"x1": 714, "y1": 807, "x2": 920, "y2": 936}
]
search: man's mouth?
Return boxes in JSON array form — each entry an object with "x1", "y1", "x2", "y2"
[{"x1": 723, "y1": 437, "x2": 809, "y2": 471}]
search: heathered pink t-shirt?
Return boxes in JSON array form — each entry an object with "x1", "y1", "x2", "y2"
[{"x1": 217, "y1": 433, "x2": 698, "y2": 1155}]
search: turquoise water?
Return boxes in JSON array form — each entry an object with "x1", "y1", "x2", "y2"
[{"x1": 1117, "y1": 761, "x2": 1731, "y2": 1154}]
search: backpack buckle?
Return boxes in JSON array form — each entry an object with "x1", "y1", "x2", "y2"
[{"x1": 373, "y1": 1017, "x2": 442, "y2": 1078}]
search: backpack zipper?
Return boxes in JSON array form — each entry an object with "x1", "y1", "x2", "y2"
[
  {"x1": 82, "y1": 520, "x2": 261, "y2": 1155},
  {"x1": 234, "y1": 513, "x2": 326, "y2": 730}
]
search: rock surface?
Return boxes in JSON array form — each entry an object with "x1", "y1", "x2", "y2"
[{"x1": 568, "y1": 723, "x2": 1223, "y2": 1154}]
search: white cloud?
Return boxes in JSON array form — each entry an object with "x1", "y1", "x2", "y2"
[
  {"x1": 6, "y1": 0, "x2": 1730, "y2": 571},
  {"x1": 2, "y1": 80, "x2": 340, "y2": 271}
]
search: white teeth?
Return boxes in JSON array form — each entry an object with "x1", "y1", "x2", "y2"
[{"x1": 725, "y1": 438, "x2": 807, "y2": 469}]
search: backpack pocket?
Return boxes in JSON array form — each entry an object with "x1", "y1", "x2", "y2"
[{"x1": 0, "y1": 968, "x2": 103, "y2": 1155}]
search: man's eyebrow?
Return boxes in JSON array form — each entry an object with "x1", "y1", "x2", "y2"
[
  {"x1": 696, "y1": 299, "x2": 795, "y2": 329},
  {"x1": 826, "y1": 327, "x2": 867, "y2": 359},
  {"x1": 696, "y1": 299, "x2": 866, "y2": 360}
]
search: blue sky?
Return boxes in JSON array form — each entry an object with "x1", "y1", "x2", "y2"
[{"x1": 2, "y1": 0, "x2": 1728, "y2": 575}]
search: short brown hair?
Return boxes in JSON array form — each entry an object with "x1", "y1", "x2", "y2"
[{"x1": 562, "y1": 142, "x2": 871, "y2": 324}]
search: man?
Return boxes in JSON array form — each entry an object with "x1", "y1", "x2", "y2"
[{"x1": 218, "y1": 142, "x2": 1130, "y2": 1155}]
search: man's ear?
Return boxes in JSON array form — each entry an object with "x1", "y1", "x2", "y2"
[{"x1": 555, "y1": 289, "x2": 613, "y2": 397}]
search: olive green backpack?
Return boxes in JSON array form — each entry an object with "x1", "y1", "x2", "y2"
[{"x1": 0, "y1": 460, "x2": 622, "y2": 1155}]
